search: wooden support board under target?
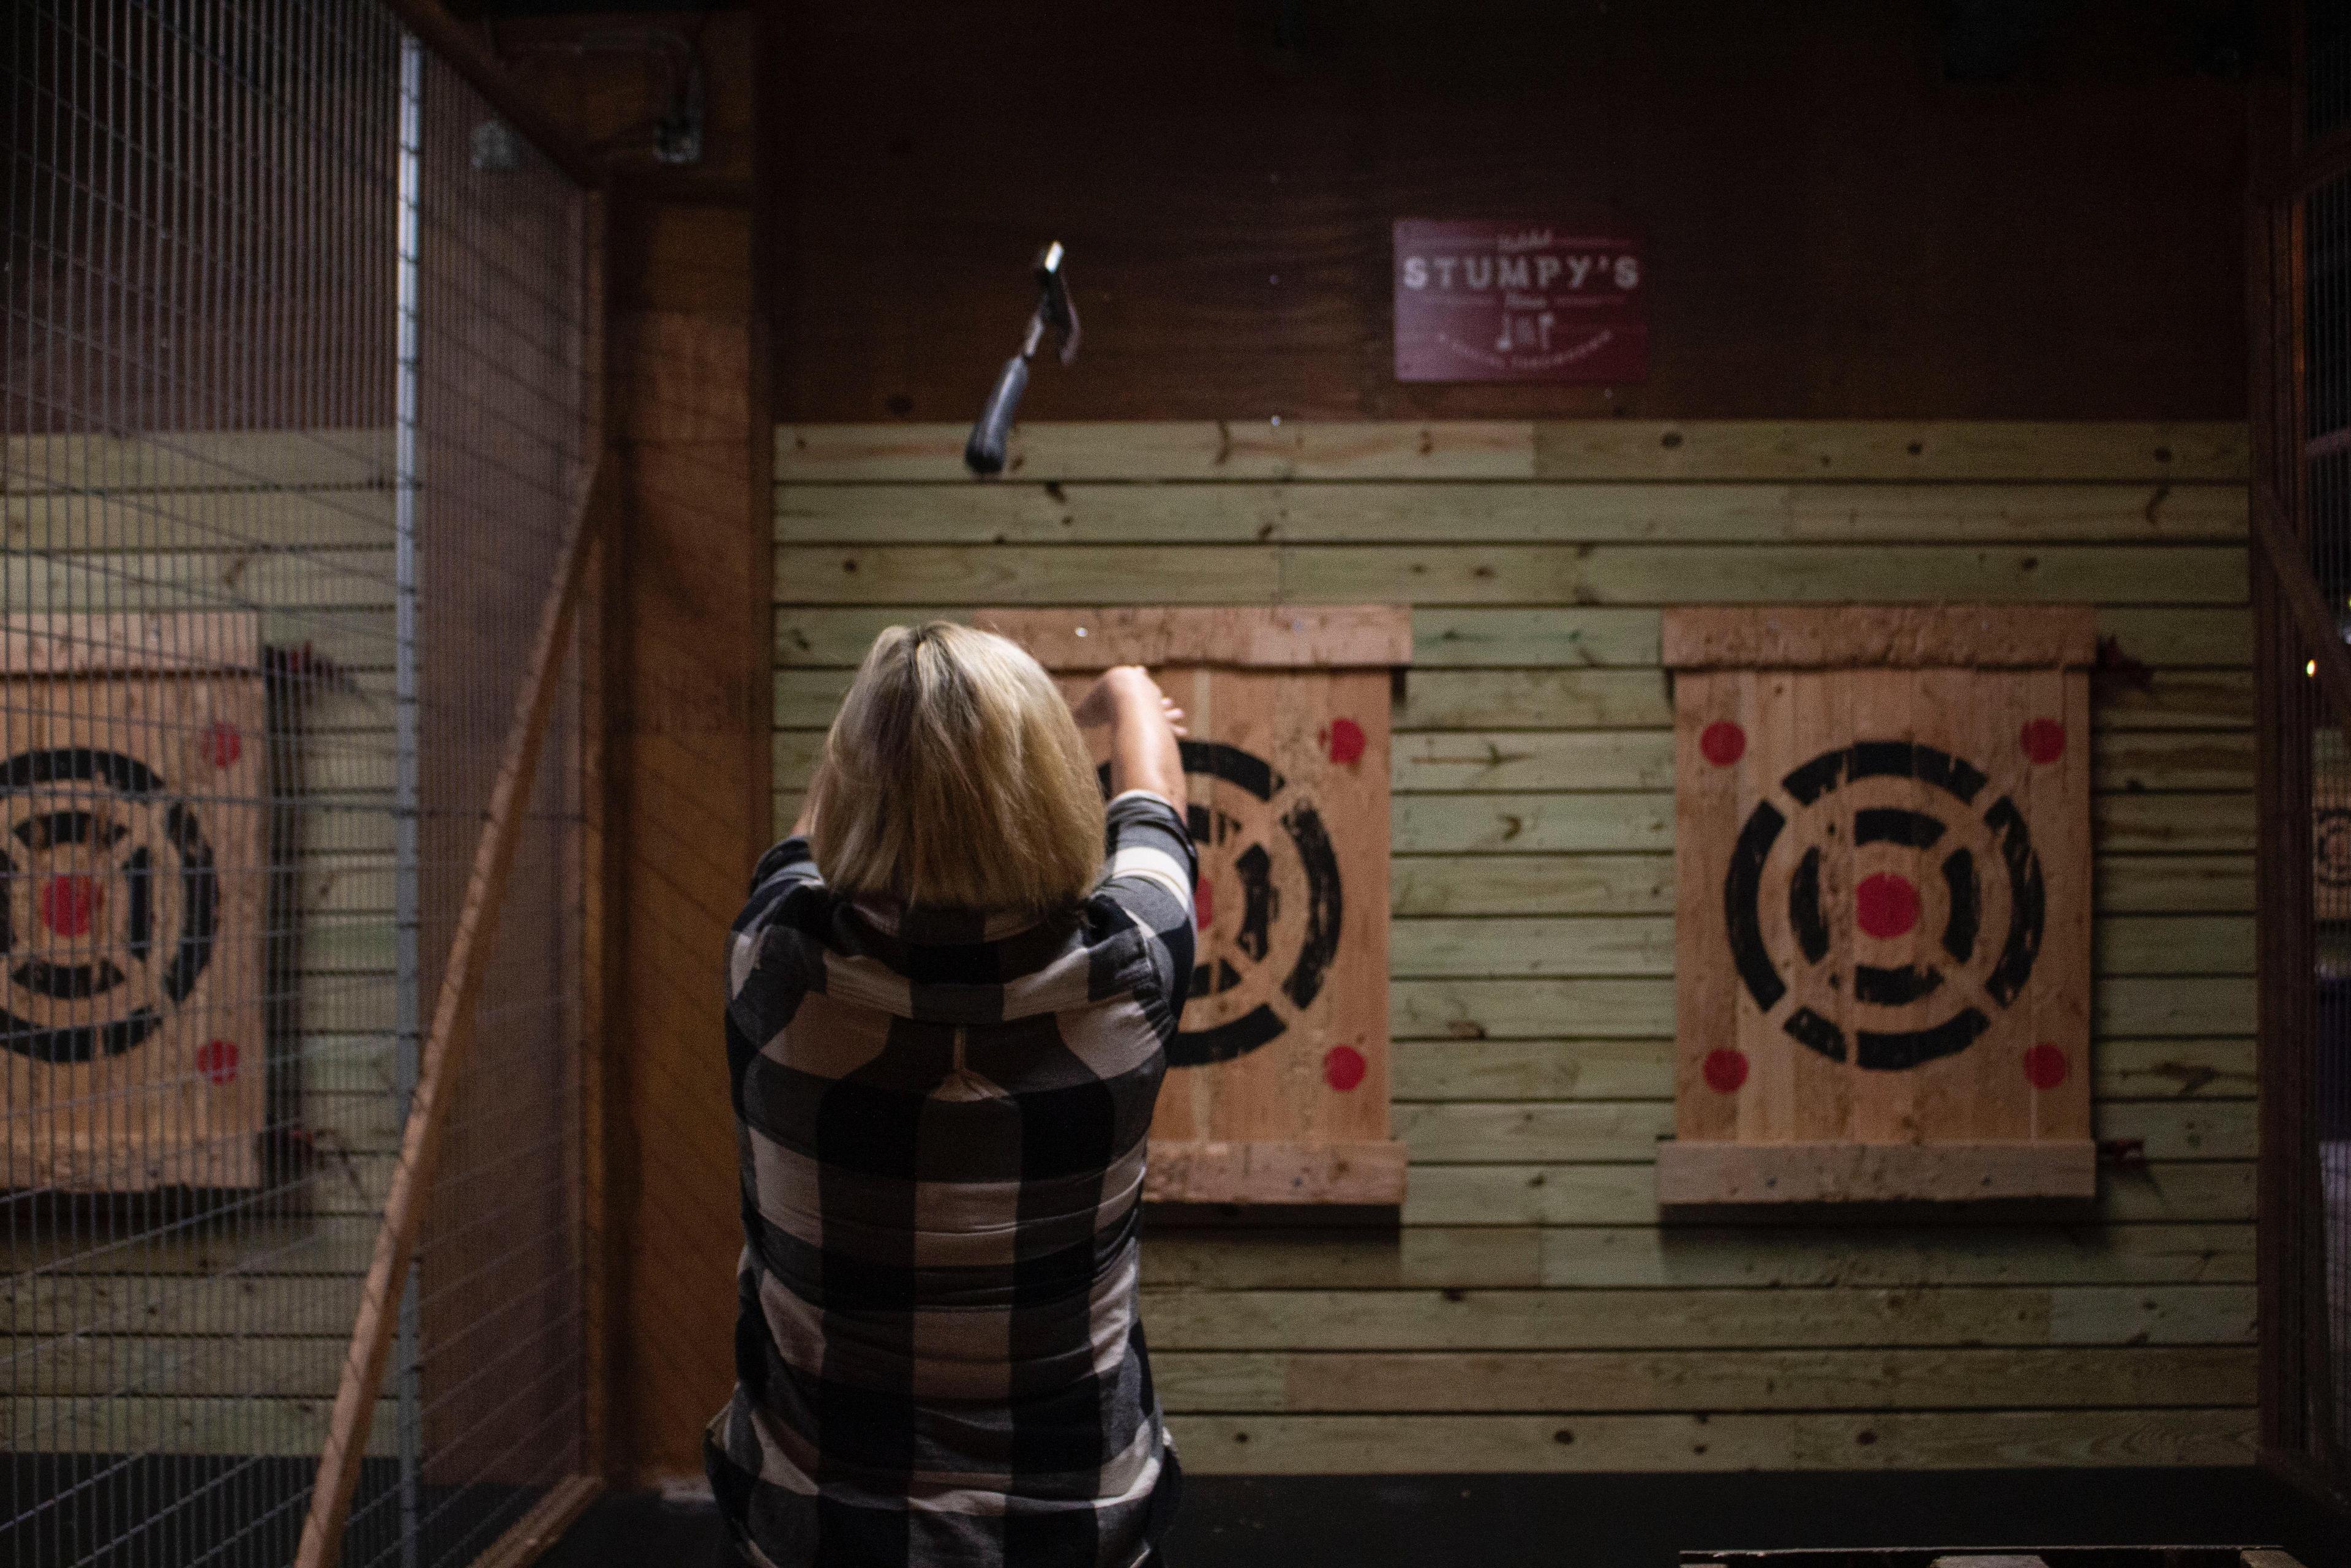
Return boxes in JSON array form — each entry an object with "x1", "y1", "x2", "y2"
[
  {"x1": 975, "y1": 606, "x2": 1410, "y2": 1207},
  {"x1": 2, "y1": 614, "x2": 267, "y2": 1190},
  {"x1": 1658, "y1": 606, "x2": 2096, "y2": 1204}
]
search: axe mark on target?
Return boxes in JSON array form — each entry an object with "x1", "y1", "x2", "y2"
[{"x1": 1722, "y1": 738, "x2": 2045, "y2": 1073}]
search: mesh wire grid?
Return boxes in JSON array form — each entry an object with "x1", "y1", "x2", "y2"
[{"x1": 2, "y1": 4, "x2": 595, "y2": 1564}]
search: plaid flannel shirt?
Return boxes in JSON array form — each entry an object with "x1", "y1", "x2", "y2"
[{"x1": 706, "y1": 790, "x2": 1198, "y2": 1568}]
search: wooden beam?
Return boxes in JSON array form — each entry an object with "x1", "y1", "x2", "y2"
[
  {"x1": 294, "y1": 460, "x2": 613, "y2": 1568},
  {"x1": 377, "y1": 0, "x2": 603, "y2": 189}
]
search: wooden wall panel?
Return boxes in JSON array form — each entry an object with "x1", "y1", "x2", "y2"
[
  {"x1": 763, "y1": 4, "x2": 2246, "y2": 424},
  {"x1": 774, "y1": 419, "x2": 2259, "y2": 1476},
  {"x1": 599, "y1": 200, "x2": 770, "y2": 1484},
  {"x1": 0, "y1": 451, "x2": 403, "y2": 1456}
]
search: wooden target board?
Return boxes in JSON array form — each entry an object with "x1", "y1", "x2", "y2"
[
  {"x1": 1657, "y1": 607, "x2": 2096, "y2": 1204},
  {"x1": 977, "y1": 607, "x2": 1410, "y2": 1207},
  {"x1": 2, "y1": 615, "x2": 267, "y2": 1190}
]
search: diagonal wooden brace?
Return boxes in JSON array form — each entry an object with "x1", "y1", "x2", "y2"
[{"x1": 296, "y1": 457, "x2": 613, "y2": 1568}]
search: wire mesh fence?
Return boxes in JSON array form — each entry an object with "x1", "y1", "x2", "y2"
[{"x1": 2, "y1": 3, "x2": 598, "y2": 1564}]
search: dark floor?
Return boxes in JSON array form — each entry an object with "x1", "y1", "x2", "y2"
[{"x1": 539, "y1": 1468, "x2": 2351, "y2": 1568}]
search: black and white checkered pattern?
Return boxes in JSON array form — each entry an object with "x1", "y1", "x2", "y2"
[{"x1": 706, "y1": 791, "x2": 1198, "y2": 1568}]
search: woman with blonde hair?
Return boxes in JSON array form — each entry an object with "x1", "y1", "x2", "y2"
[{"x1": 705, "y1": 621, "x2": 1196, "y2": 1568}]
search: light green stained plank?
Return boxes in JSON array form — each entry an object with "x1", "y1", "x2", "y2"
[
  {"x1": 776, "y1": 421, "x2": 2246, "y2": 484},
  {"x1": 1391, "y1": 1100, "x2": 2248, "y2": 1165},
  {"x1": 2094, "y1": 915, "x2": 2254, "y2": 975},
  {"x1": 4, "y1": 428, "x2": 395, "y2": 492},
  {"x1": 1, "y1": 547, "x2": 396, "y2": 612},
  {"x1": 2096, "y1": 607, "x2": 2252, "y2": 667},
  {"x1": 2096, "y1": 1036, "x2": 2257, "y2": 1098},
  {"x1": 1396, "y1": 1101, "x2": 1672, "y2": 1162},
  {"x1": 1397, "y1": 670, "x2": 1672, "y2": 729},
  {"x1": 771, "y1": 604, "x2": 2248, "y2": 675},
  {"x1": 778, "y1": 421, "x2": 1539, "y2": 482},
  {"x1": 775, "y1": 481, "x2": 2245, "y2": 546},
  {"x1": 18, "y1": 1335, "x2": 347, "y2": 1398},
  {"x1": 7, "y1": 486, "x2": 396, "y2": 552},
  {"x1": 1383, "y1": 913, "x2": 2249, "y2": 979},
  {"x1": 4, "y1": 1395, "x2": 394, "y2": 1457},
  {"x1": 776, "y1": 545, "x2": 1281, "y2": 605},
  {"x1": 299, "y1": 854, "x2": 397, "y2": 916},
  {"x1": 3, "y1": 1214, "x2": 381, "y2": 1278},
  {"x1": 1389, "y1": 792, "x2": 2248, "y2": 856},
  {"x1": 1153, "y1": 1345, "x2": 2255, "y2": 1415},
  {"x1": 773, "y1": 543, "x2": 2249, "y2": 608},
  {"x1": 1390, "y1": 1037, "x2": 2254, "y2": 1103},
  {"x1": 1393, "y1": 976, "x2": 2251, "y2": 1040},
  {"x1": 2, "y1": 1274, "x2": 366, "y2": 1338},
  {"x1": 1385, "y1": 853, "x2": 2250, "y2": 917},
  {"x1": 1138, "y1": 1285, "x2": 2254, "y2": 1352},
  {"x1": 2096, "y1": 1099, "x2": 2257, "y2": 1161},
  {"x1": 1277, "y1": 544, "x2": 2249, "y2": 606},
  {"x1": 2093, "y1": 733, "x2": 2254, "y2": 792},
  {"x1": 1144, "y1": 1226, "x2": 2252, "y2": 1292},
  {"x1": 1401, "y1": 1161, "x2": 2252, "y2": 1227},
  {"x1": 1388, "y1": 730, "x2": 2249, "y2": 797},
  {"x1": 1164, "y1": 1408, "x2": 2253, "y2": 1475},
  {"x1": 1393, "y1": 797, "x2": 1674, "y2": 855},
  {"x1": 1390, "y1": 854, "x2": 1676, "y2": 917},
  {"x1": 1525, "y1": 422, "x2": 2248, "y2": 484},
  {"x1": 1394, "y1": 732, "x2": 1678, "y2": 792},
  {"x1": 1407, "y1": 608, "x2": 1663, "y2": 668},
  {"x1": 1396, "y1": 977, "x2": 1668, "y2": 1039}
]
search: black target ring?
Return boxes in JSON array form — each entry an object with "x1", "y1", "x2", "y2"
[
  {"x1": 1, "y1": 747, "x2": 218, "y2": 1063},
  {"x1": 1101, "y1": 738, "x2": 1342, "y2": 1067},
  {"x1": 1725, "y1": 739, "x2": 2044, "y2": 1072}
]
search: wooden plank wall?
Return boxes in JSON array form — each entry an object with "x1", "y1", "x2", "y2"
[
  {"x1": 2, "y1": 430, "x2": 403, "y2": 1455},
  {"x1": 772, "y1": 418, "x2": 2260, "y2": 1474}
]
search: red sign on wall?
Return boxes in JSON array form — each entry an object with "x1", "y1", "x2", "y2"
[{"x1": 1392, "y1": 218, "x2": 1646, "y2": 384}]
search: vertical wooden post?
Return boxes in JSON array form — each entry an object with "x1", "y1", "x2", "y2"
[{"x1": 295, "y1": 462, "x2": 612, "y2": 1568}]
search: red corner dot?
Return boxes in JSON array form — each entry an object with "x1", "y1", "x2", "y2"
[
  {"x1": 39, "y1": 874, "x2": 102, "y2": 938},
  {"x1": 1323, "y1": 1045, "x2": 1367, "y2": 1092},
  {"x1": 196, "y1": 1039, "x2": 240, "y2": 1085},
  {"x1": 2020, "y1": 718, "x2": 2066, "y2": 765},
  {"x1": 1854, "y1": 872, "x2": 1921, "y2": 940},
  {"x1": 203, "y1": 722, "x2": 243, "y2": 769},
  {"x1": 1325, "y1": 717, "x2": 1367, "y2": 766},
  {"x1": 1193, "y1": 876, "x2": 1215, "y2": 932},
  {"x1": 1702, "y1": 1048, "x2": 1749, "y2": 1094},
  {"x1": 1700, "y1": 721, "x2": 1746, "y2": 767},
  {"x1": 2022, "y1": 1043, "x2": 2069, "y2": 1090}
]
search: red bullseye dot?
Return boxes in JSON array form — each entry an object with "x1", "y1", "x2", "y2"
[
  {"x1": 195, "y1": 1040, "x2": 239, "y2": 1086},
  {"x1": 1854, "y1": 872, "x2": 1921, "y2": 940},
  {"x1": 1702, "y1": 1048, "x2": 1749, "y2": 1094},
  {"x1": 1700, "y1": 721, "x2": 1746, "y2": 767},
  {"x1": 2020, "y1": 717, "x2": 2066, "y2": 765},
  {"x1": 1325, "y1": 717, "x2": 1367, "y2": 766},
  {"x1": 2022, "y1": 1043, "x2": 2069, "y2": 1090},
  {"x1": 1323, "y1": 1045, "x2": 1367, "y2": 1092},
  {"x1": 39, "y1": 874, "x2": 102, "y2": 938},
  {"x1": 1193, "y1": 876, "x2": 1213, "y2": 932},
  {"x1": 203, "y1": 721, "x2": 242, "y2": 769}
]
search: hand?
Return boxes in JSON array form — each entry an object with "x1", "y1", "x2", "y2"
[{"x1": 1073, "y1": 666, "x2": 1186, "y2": 736}]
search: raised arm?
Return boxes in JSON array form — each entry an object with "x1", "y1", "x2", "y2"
[{"x1": 1072, "y1": 665, "x2": 1188, "y2": 813}]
